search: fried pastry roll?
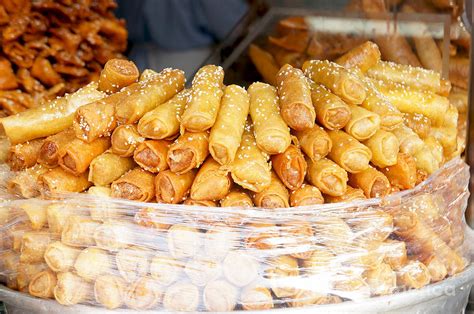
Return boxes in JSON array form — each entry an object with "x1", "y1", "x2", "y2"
[
  {"x1": 203, "y1": 279, "x2": 238, "y2": 312},
  {"x1": 209, "y1": 85, "x2": 250, "y2": 165},
  {"x1": 294, "y1": 125, "x2": 332, "y2": 162},
  {"x1": 155, "y1": 169, "x2": 196, "y2": 204},
  {"x1": 74, "y1": 247, "x2": 112, "y2": 281},
  {"x1": 276, "y1": 64, "x2": 315, "y2": 130},
  {"x1": 125, "y1": 277, "x2": 163, "y2": 310},
  {"x1": 327, "y1": 130, "x2": 372, "y2": 173},
  {"x1": 290, "y1": 183, "x2": 324, "y2": 207},
  {"x1": 17, "y1": 262, "x2": 49, "y2": 292},
  {"x1": 324, "y1": 186, "x2": 366, "y2": 203},
  {"x1": 167, "y1": 224, "x2": 202, "y2": 259},
  {"x1": 8, "y1": 138, "x2": 44, "y2": 171},
  {"x1": 309, "y1": 83, "x2": 351, "y2": 130},
  {"x1": 94, "y1": 220, "x2": 133, "y2": 251},
  {"x1": 89, "y1": 151, "x2": 134, "y2": 186},
  {"x1": 38, "y1": 167, "x2": 91, "y2": 196},
  {"x1": 363, "y1": 130, "x2": 399, "y2": 167},
  {"x1": 94, "y1": 275, "x2": 127, "y2": 310},
  {"x1": 431, "y1": 126, "x2": 457, "y2": 157},
  {"x1": 58, "y1": 137, "x2": 110, "y2": 175},
  {"x1": 111, "y1": 124, "x2": 144, "y2": 157},
  {"x1": 414, "y1": 144, "x2": 439, "y2": 174},
  {"x1": 98, "y1": 58, "x2": 139, "y2": 93},
  {"x1": 335, "y1": 41, "x2": 381, "y2": 73},
  {"x1": 248, "y1": 82, "x2": 291, "y2": 154},
  {"x1": 361, "y1": 84, "x2": 403, "y2": 131},
  {"x1": 344, "y1": 104, "x2": 381, "y2": 140},
  {"x1": 349, "y1": 167, "x2": 391, "y2": 198},
  {"x1": 380, "y1": 239, "x2": 408, "y2": 270},
  {"x1": 28, "y1": 270, "x2": 57, "y2": 299},
  {"x1": 223, "y1": 251, "x2": 259, "y2": 287},
  {"x1": 403, "y1": 113, "x2": 431, "y2": 139},
  {"x1": 380, "y1": 153, "x2": 417, "y2": 190},
  {"x1": 271, "y1": 144, "x2": 306, "y2": 190},
  {"x1": 248, "y1": 44, "x2": 279, "y2": 86},
  {"x1": 303, "y1": 60, "x2": 366, "y2": 104},
  {"x1": 54, "y1": 272, "x2": 91, "y2": 305},
  {"x1": 391, "y1": 124, "x2": 425, "y2": 156},
  {"x1": 230, "y1": 126, "x2": 271, "y2": 192},
  {"x1": 20, "y1": 231, "x2": 54, "y2": 263},
  {"x1": 7, "y1": 164, "x2": 47, "y2": 198},
  {"x1": 423, "y1": 255, "x2": 447, "y2": 283},
  {"x1": 116, "y1": 247, "x2": 152, "y2": 283},
  {"x1": 163, "y1": 281, "x2": 200, "y2": 312},
  {"x1": 181, "y1": 65, "x2": 224, "y2": 132},
  {"x1": 138, "y1": 89, "x2": 190, "y2": 140},
  {"x1": 20, "y1": 203, "x2": 47, "y2": 230},
  {"x1": 240, "y1": 286, "x2": 274, "y2": 311},
  {"x1": 221, "y1": 188, "x2": 254, "y2": 208},
  {"x1": 167, "y1": 131, "x2": 209, "y2": 174},
  {"x1": 115, "y1": 68, "x2": 185, "y2": 124},
  {"x1": 396, "y1": 261, "x2": 431, "y2": 289},
  {"x1": 111, "y1": 168, "x2": 155, "y2": 202},
  {"x1": 449, "y1": 56, "x2": 469, "y2": 89},
  {"x1": 265, "y1": 255, "x2": 300, "y2": 298},
  {"x1": 37, "y1": 128, "x2": 75, "y2": 167},
  {"x1": 190, "y1": 158, "x2": 232, "y2": 201},
  {"x1": 306, "y1": 158, "x2": 348, "y2": 197},
  {"x1": 61, "y1": 216, "x2": 101, "y2": 247},
  {"x1": 365, "y1": 263, "x2": 397, "y2": 296},
  {"x1": 44, "y1": 241, "x2": 80, "y2": 272},
  {"x1": 253, "y1": 172, "x2": 290, "y2": 208},
  {"x1": 150, "y1": 254, "x2": 184, "y2": 286},
  {"x1": 133, "y1": 140, "x2": 170, "y2": 173}
]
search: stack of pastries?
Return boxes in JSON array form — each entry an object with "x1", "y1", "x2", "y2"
[{"x1": 0, "y1": 40, "x2": 470, "y2": 311}]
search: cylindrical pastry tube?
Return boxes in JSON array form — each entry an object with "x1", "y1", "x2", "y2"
[
  {"x1": 301, "y1": 246, "x2": 336, "y2": 275},
  {"x1": 221, "y1": 188, "x2": 254, "y2": 208},
  {"x1": 181, "y1": 65, "x2": 224, "y2": 132},
  {"x1": 374, "y1": 81, "x2": 449, "y2": 126},
  {"x1": 61, "y1": 216, "x2": 101, "y2": 247},
  {"x1": 209, "y1": 85, "x2": 250, "y2": 165},
  {"x1": 303, "y1": 60, "x2": 366, "y2": 104},
  {"x1": 124, "y1": 277, "x2": 163, "y2": 310},
  {"x1": 431, "y1": 126, "x2": 457, "y2": 157},
  {"x1": 349, "y1": 167, "x2": 391, "y2": 198},
  {"x1": 279, "y1": 220, "x2": 313, "y2": 259},
  {"x1": 276, "y1": 64, "x2": 315, "y2": 130},
  {"x1": 265, "y1": 255, "x2": 299, "y2": 298},
  {"x1": 20, "y1": 231, "x2": 54, "y2": 263},
  {"x1": 111, "y1": 168, "x2": 155, "y2": 202},
  {"x1": 361, "y1": 85, "x2": 403, "y2": 131},
  {"x1": 424, "y1": 136, "x2": 443, "y2": 167},
  {"x1": 327, "y1": 130, "x2": 372, "y2": 173},
  {"x1": 314, "y1": 217, "x2": 354, "y2": 254},
  {"x1": 403, "y1": 113, "x2": 431, "y2": 139},
  {"x1": 271, "y1": 144, "x2": 306, "y2": 190},
  {"x1": 363, "y1": 130, "x2": 399, "y2": 167},
  {"x1": 133, "y1": 140, "x2": 170, "y2": 173},
  {"x1": 37, "y1": 128, "x2": 75, "y2": 167},
  {"x1": 184, "y1": 256, "x2": 222, "y2": 287},
  {"x1": 248, "y1": 44, "x2": 279, "y2": 86},
  {"x1": 230, "y1": 126, "x2": 271, "y2": 192},
  {"x1": 414, "y1": 144, "x2": 439, "y2": 174},
  {"x1": 135, "y1": 207, "x2": 173, "y2": 230},
  {"x1": 28, "y1": 270, "x2": 57, "y2": 299},
  {"x1": 46, "y1": 204, "x2": 78, "y2": 234},
  {"x1": 367, "y1": 61, "x2": 444, "y2": 94},
  {"x1": 324, "y1": 186, "x2": 366, "y2": 203},
  {"x1": 380, "y1": 239, "x2": 408, "y2": 271},
  {"x1": 365, "y1": 263, "x2": 396, "y2": 296},
  {"x1": 306, "y1": 157, "x2": 348, "y2": 196},
  {"x1": 380, "y1": 152, "x2": 416, "y2": 190},
  {"x1": 449, "y1": 56, "x2": 469, "y2": 89},
  {"x1": 0, "y1": 82, "x2": 105, "y2": 144},
  {"x1": 115, "y1": 68, "x2": 185, "y2": 124},
  {"x1": 58, "y1": 137, "x2": 110, "y2": 175},
  {"x1": 245, "y1": 222, "x2": 280, "y2": 250},
  {"x1": 423, "y1": 255, "x2": 447, "y2": 283},
  {"x1": 138, "y1": 89, "x2": 190, "y2": 140},
  {"x1": 335, "y1": 41, "x2": 381, "y2": 73},
  {"x1": 94, "y1": 221, "x2": 133, "y2": 251},
  {"x1": 8, "y1": 164, "x2": 47, "y2": 198},
  {"x1": 203, "y1": 279, "x2": 238, "y2": 312},
  {"x1": 17, "y1": 262, "x2": 49, "y2": 292},
  {"x1": 163, "y1": 281, "x2": 200, "y2": 312},
  {"x1": 94, "y1": 275, "x2": 127, "y2": 309},
  {"x1": 155, "y1": 169, "x2": 196, "y2": 204},
  {"x1": 294, "y1": 125, "x2": 332, "y2": 162},
  {"x1": 88, "y1": 187, "x2": 123, "y2": 222},
  {"x1": 223, "y1": 251, "x2": 259, "y2": 287},
  {"x1": 167, "y1": 131, "x2": 209, "y2": 174},
  {"x1": 310, "y1": 83, "x2": 351, "y2": 130},
  {"x1": 240, "y1": 285, "x2": 274, "y2": 311},
  {"x1": 98, "y1": 59, "x2": 139, "y2": 93},
  {"x1": 116, "y1": 247, "x2": 152, "y2": 283},
  {"x1": 111, "y1": 124, "x2": 144, "y2": 157},
  {"x1": 89, "y1": 151, "x2": 135, "y2": 186},
  {"x1": 44, "y1": 241, "x2": 80, "y2": 272},
  {"x1": 253, "y1": 172, "x2": 290, "y2": 208},
  {"x1": 8, "y1": 138, "x2": 44, "y2": 171},
  {"x1": 248, "y1": 82, "x2": 291, "y2": 154},
  {"x1": 150, "y1": 254, "x2": 183, "y2": 286},
  {"x1": 290, "y1": 184, "x2": 324, "y2": 207},
  {"x1": 190, "y1": 158, "x2": 232, "y2": 201},
  {"x1": 396, "y1": 261, "x2": 431, "y2": 289},
  {"x1": 392, "y1": 124, "x2": 425, "y2": 156},
  {"x1": 54, "y1": 272, "x2": 91, "y2": 306},
  {"x1": 203, "y1": 223, "x2": 240, "y2": 260},
  {"x1": 348, "y1": 209, "x2": 393, "y2": 243},
  {"x1": 344, "y1": 104, "x2": 381, "y2": 140},
  {"x1": 20, "y1": 203, "x2": 47, "y2": 230},
  {"x1": 167, "y1": 224, "x2": 202, "y2": 259}
]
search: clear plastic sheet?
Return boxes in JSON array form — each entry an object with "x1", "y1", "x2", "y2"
[{"x1": 0, "y1": 157, "x2": 471, "y2": 312}]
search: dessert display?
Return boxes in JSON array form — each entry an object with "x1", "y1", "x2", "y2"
[{"x1": 0, "y1": 0, "x2": 127, "y2": 116}]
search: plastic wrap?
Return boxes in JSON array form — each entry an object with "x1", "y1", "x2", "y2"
[{"x1": 0, "y1": 157, "x2": 471, "y2": 312}]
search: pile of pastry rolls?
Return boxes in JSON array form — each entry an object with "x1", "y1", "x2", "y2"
[{"x1": 0, "y1": 40, "x2": 470, "y2": 311}]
